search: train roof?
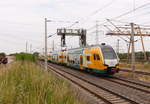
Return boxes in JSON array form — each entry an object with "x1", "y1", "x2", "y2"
[
  {"x1": 50, "y1": 43, "x2": 113, "y2": 54},
  {"x1": 67, "y1": 43, "x2": 112, "y2": 51}
]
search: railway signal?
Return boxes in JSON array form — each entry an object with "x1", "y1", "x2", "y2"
[{"x1": 57, "y1": 28, "x2": 87, "y2": 49}]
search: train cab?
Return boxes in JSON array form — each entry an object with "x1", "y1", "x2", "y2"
[
  {"x1": 83, "y1": 44, "x2": 119, "y2": 75},
  {"x1": 100, "y1": 44, "x2": 119, "y2": 74}
]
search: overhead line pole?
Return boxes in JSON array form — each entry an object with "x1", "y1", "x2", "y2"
[
  {"x1": 30, "y1": 44, "x2": 32, "y2": 53},
  {"x1": 96, "y1": 20, "x2": 99, "y2": 44},
  {"x1": 117, "y1": 39, "x2": 120, "y2": 54},
  {"x1": 130, "y1": 23, "x2": 135, "y2": 78},
  {"x1": 127, "y1": 38, "x2": 131, "y2": 62},
  {"x1": 137, "y1": 26, "x2": 147, "y2": 60},
  {"x1": 52, "y1": 40, "x2": 54, "y2": 51},
  {"x1": 45, "y1": 18, "x2": 48, "y2": 70},
  {"x1": 26, "y1": 41, "x2": 28, "y2": 53},
  {"x1": 44, "y1": 18, "x2": 52, "y2": 70}
]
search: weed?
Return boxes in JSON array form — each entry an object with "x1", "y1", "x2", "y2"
[{"x1": 0, "y1": 62, "x2": 83, "y2": 104}]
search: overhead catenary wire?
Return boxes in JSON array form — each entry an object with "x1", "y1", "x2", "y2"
[
  {"x1": 48, "y1": 0, "x2": 116, "y2": 38},
  {"x1": 47, "y1": 0, "x2": 117, "y2": 49},
  {"x1": 94, "y1": 2, "x2": 150, "y2": 29},
  {"x1": 78, "y1": 0, "x2": 116, "y2": 24},
  {"x1": 49, "y1": 1, "x2": 150, "y2": 51},
  {"x1": 113, "y1": 2, "x2": 150, "y2": 20},
  {"x1": 87, "y1": 2, "x2": 150, "y2": 45}
]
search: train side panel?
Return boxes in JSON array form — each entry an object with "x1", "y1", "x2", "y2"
[
  {"x1": 83, "y1": 47, "x2": 108, "y2": 74},
  {"x1": 67, "y1": 48, "x2": 83, "y2": 69},
  {"x1": 48, "y1": 44, "x2": 119, "y2": 75}
]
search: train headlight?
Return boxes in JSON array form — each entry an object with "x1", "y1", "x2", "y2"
[
  {"x1": 116, "y1": 63, "x2": 119, "y2": 66},
  {"x1": 104, "y1": 64, "x2": 108, "y2": 67},
  {"x1": 115, "y1": 63, "x2": 119, "y2": 69}
]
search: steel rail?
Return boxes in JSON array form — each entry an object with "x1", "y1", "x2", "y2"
[
  {"x1": 46, "y1": 63, "x2": 139, "y2": 104},
  {"x1": 120, "y1": 68, "x2": 150, "y2": 76}
]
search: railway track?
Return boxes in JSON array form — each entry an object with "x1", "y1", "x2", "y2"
[
  {"x1": 39, "y1": 62, "x2": 150, "y2": 104},
  {"x1": 110, "y1": 76, "x2": 150, "y2": 88},
  {"x1": 103, "y1": 76, "x2": 150, "y2": 94},
  {"x1": 120, "y1": 68, "x2": 150, "y2": 76}
]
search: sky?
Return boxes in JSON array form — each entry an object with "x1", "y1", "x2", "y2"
[{"x1": 0, "y1": 0, "x2": 150, "y2": 54}]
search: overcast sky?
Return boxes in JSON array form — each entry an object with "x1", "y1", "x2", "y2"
[{"x1": 0, "y1": 0, "x2": 150, "y2": 54}]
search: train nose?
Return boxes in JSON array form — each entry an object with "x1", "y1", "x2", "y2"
[
  {"x1": 107, "y1": 67, "x2": 119, "y2": 74},
  {"x1": 104, "y1": 59, "x2": 118, "y2": 67},
  {"x1": 111, "y1": 68, "x2": 116, "y2": 72}
]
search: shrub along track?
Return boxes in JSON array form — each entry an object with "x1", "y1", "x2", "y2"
[{"x1": 39, "y1": 62, "x2": 150, "y2": 104}]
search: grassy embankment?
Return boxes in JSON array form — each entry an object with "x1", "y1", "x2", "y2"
[
  {"x1": 0, "y1": 53, "x2": 84, "y2": 104},
  {"x1": 117, "y1": 62, "x2": 150, "y2": 82},
  {"x1": 14, "y1": 53, "x2": 38, "y2": 62},
  {"x1": 119, "y1": 62, "x2": 150, "y2": 72}
]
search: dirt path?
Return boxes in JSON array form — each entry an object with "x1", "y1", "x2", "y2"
[{"x1": 7, "y1": 56, "x2": 14, "y2": 64}]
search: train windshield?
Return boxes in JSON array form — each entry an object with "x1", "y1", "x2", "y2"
[{"x1": 101, "y1": 46, "x2": 117, "y2": 59}]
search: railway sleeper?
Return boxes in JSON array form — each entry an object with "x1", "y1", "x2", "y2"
[{"x1": 48, "y1": 65, "x2": 133, "y2": 104}]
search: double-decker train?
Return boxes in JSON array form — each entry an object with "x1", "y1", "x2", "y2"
[{"x1": 47, "y1": 43, "x2": 119, "y2": 75}]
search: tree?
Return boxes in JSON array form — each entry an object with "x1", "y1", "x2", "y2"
[
  {"x1": 0, "y1": 53, "x2": 6, "y2": 58},
  {"x1": 33, "y1": 52, "x2": 39, "y2": 57}
]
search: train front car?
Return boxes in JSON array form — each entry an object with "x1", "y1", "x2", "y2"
[
  {"x1": 100, "y1": 44, "x2": 119, "y2": 75},
  {"x1": 82, "y1": 44, "x2": 119, "y2": 75}
]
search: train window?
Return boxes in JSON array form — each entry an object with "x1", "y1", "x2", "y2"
[
  {"x1": 96, "y1": 55, "x2": 100, "y2": 60},
  {"x1": 94, "y1": 54, "x2": 100, "y2": 60},
  {"x1": 87, "y1": 56, "x2": 90, "y2": 61},
  {"x1": 101, "y1": 46, "x2": 117, "y2": 59},
  {"x1": 57, "y1": 56, "x2": 58, "y2": 61},
  {"x1": 67, "y1": 56, "x2": 69, "y2": 61},
  {"x1": 94, "y1": 54, "x2": 96, "y2": 60}
]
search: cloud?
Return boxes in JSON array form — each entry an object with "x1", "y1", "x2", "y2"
[{"x1": 0, "y1": 0, "x2": 150, "y2": 54}]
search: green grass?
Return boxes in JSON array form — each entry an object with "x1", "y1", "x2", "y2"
[
  {"x1": 13, "y1": 53, "x2": 38, "y2": 62},
  {"x1": 0, "y1": 61, "x2": 83, "y2": 104},
  {"x1": 117, "y1": 62, "x2": 150, "y2": 82}
]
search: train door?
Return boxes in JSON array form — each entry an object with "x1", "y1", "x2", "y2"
[
  {"x1": 93, "y1": 53, "x2": 101, "y2": 69},
  {"x1": 80, "y1": 55, "x2": 83, "y2": 70}
]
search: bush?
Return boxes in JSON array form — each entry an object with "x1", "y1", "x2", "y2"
[
  {"x1": 0, "y1": 53, "x2": 6, "y2": 58},
  {"x1": 13, "y1": 53, "x2": 38, "y2": 62}
]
